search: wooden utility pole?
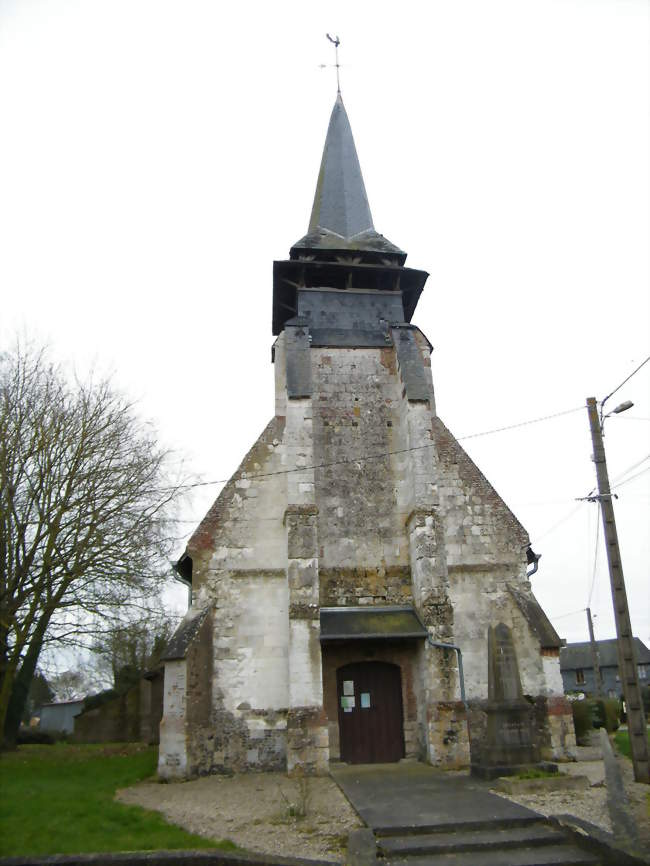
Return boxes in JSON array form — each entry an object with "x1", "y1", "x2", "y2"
[
  {"x1": 586, "y1": 397, "x2": 649, "y2": 783},
  {"x1": 586, "y1": 607, "x2": 603, "y2": 699}
]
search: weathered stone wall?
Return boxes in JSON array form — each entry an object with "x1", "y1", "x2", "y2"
[
  {"x1": 207, "y1": 574, "x2": 290, "y2": 773},
  {"x1": 189, "y1": 416, "x2": 288, "y2": 599},
  {"x1": 319, "y1": 566, "x2": 412, "y2": 607},
  {"x1": 139, "y1": 673, "x2": 164, "y2": 745},
  {"x1": 73, "y1": 688, "x2": 140, "y2": 744},
  {"x1": 310, "y1": 347, "x2": 411, "y2": 580}
]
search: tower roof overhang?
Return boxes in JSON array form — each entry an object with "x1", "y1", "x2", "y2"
[{"x1": 272, "y1": 259, "x2": 428, "y2": 336}]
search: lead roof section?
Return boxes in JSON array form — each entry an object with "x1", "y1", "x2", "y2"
[
  {"x1": 161, "y1": 608, "x2": 210, "y2": 661},
  {"x1": 320, "y1": 605, "x2": 429, "y2": 642}
]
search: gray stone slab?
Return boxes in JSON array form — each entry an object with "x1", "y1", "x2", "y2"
[
  {"x1": 330, "y1": 763, "x2": 540, "y2": 832},
  {"x1": 285, "y1": 325, "x2": 312, "y2": 398},
  {"x1": 599, "y1": 727, "x2": 639, "y2": 845},
  {"x1": 385, "y1": 846, "x2": 598, "y2": 866},
  {"x1": 345, "y1": 829, "x2": 377, "y2": 866},
  {"x1": 378, "y1": 823, "x2": 564, "y2": 855},
  {"x1": 391, "y1": 328, "x2": 430, "y2": 402}
]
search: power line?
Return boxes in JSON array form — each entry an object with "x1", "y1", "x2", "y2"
[
  {"x1": 611, "y1": 465, "x2": 650, "y2": 490},
  {"x1": 575, "y1": 454, "x2": 649, "y2": 501},
  {"x1": 179, "y1": 405, "x2": 583, "y2": 491},
  {"x1": 587, "y1": 515, "x2": 600, "y2": 608},
  {"x1": 601, "y1": 354, "x2": 650, "y2": 407},
  {"x1": 551, "y1": 607, "x2": 586, "y2": 621},
  {"x1": 530, "y1": 502, "x2": 585, "y2": 544},
  {"x1": 611, "y1": 453, "x2": 650, "y2": 483},
  {"x1": 457, "y1": 406, "x2": 581, "y2": 441}
]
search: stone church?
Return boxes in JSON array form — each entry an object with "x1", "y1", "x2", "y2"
[{"x1": 158, "y1": 94, "x2": 575, "y2": 779}]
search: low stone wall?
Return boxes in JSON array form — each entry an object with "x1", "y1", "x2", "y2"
[
  {"x1": 0, "y1": 851, "x2": 338, "y2": 866},
  {"x1": 74, "y1": 675, "x2": 163, "y2": 745},
  {"x1": 74, "y1": 690, "x2": 140, "y2": 744}
]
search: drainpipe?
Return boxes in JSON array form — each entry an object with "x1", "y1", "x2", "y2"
[
  {"x1": 426, "y1": 637, "x2": 466, "y2": 705},
  {"x1": 526, "y1": 545, "x2": 541, "y2": 578}
]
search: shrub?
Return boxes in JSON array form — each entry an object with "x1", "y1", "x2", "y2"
[
  {"x1": 602, "y1": 698, "x2": 621, "y2": 732},
  {"x1": 571, "y1": 700, "x2": 593, "y2": 745},
  {"x1": 589, "y1": 698, "x2": 621, "y2": 732},
  {"x1": 16, "y1": 728, "x2": 59, "y2": 745}
]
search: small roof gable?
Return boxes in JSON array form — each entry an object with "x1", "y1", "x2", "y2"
[
  {"x1": 161, "y1": 608, "x2": 210, "y2": 661},
  {"x1": 508, "y1": 586, "x2": 562, "y2": 650}
]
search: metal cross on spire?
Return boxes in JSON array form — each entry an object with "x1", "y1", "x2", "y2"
[{"x1": 320, "y1": 33, "x2": 341, "y2": 95}]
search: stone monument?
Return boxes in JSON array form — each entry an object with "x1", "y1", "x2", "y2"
[{"x1": 471, "y1": 623, "x2": 550, "y2": 779}]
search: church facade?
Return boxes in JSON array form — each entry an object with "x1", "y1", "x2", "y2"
[{"x1": 158, "y1": 95, "x2": 575, "y2": 778}]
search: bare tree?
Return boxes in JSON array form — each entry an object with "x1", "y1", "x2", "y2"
[
  {"x1": 0, "y1": 341, "x2": 185, "y2": 746},
  {"x1": 90, "y1": 610, "x2": 178, "y2": 692}
]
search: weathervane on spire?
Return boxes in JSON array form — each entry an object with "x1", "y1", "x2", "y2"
[{"x1": 319, "y1": 33, "x2": 341, "y2": 95}]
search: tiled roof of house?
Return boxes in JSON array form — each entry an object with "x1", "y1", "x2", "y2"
[{"x1": 560, "y1": 637, "x2": 650, "y2": 670}]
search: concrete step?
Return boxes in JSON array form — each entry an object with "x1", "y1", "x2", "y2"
[
  {"x1": 374, "y1": 816, "x2": 542, "y2": 837},
  {"x1": 378, "y1": 822, "x2": 567, "y2": 856},
  {"x1": 384, "y1": 843, "x2": 600, "y2": 866}
]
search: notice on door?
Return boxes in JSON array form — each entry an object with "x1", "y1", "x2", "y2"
[
  {"x1": 360, "y1": 692, "x2": 371, "y2": 708},
  {"x1": 341, "y1": 695, "x2": 355, "y2": 710},
  {"x1": 343, "y1": 681, "x2": 354, "y2": 696}
]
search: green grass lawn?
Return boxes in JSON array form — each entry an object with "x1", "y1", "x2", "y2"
[
  {"x1": 613, "y1": 726, "x2": 650, "y2": 759},
  {"x1": 0, "y1": 743, "x2": 237, "y2": 857}
]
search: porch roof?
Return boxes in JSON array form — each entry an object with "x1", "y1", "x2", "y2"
[{"x1": 319, "y1": 605, "x2": 429, "y2": 642}]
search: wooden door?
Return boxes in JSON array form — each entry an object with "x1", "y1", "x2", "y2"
[{"x1": 337, "y1": 661, "x2": 405, "y2": 764}]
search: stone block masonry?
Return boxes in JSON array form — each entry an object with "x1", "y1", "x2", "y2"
[{"x1": 158, "y1": 328, "x2": 570, "y2": 776}]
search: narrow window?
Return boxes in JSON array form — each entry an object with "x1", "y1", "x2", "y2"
[{"x1": 576, "y1": 669, "x2": 585, "y2": 684}]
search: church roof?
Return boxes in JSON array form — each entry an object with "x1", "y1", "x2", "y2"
[{"x1": 292, "y1": 94, "x2": 404, "y2": 256}]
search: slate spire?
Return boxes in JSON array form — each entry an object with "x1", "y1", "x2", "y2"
[
  {"x1": 292, "y1": 95, "x2": 404, "y2": 256},
  {"x1": 308, "y1": 93, "x2": 374, "y2": 239}
]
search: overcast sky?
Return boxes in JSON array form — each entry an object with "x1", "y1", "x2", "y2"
[{"x1": 1, "y1": 0, "x2": 648, "y2": 649}]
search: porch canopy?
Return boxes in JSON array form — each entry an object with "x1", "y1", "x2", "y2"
[{"x1": 320, "y1": 605, "x2": 429, "y2": 642}]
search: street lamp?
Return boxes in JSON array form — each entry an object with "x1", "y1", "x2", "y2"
[{"x1": 586, "y1": 395, "x2": 649, "y2": 784}]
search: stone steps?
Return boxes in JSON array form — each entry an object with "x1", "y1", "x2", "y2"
[{"x1": 376, "y1": 819, "x2": 600, "y2": 866}]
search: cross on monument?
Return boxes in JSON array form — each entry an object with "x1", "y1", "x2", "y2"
[{"x1": 319, "y1": 33, "x2": 341, "y2": 95}]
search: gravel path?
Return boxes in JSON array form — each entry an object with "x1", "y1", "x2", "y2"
[
  {"x1": 116, "y1": 772, "x2": 361, "y2": 861},
  {"x1": 117, "y1": 748, "x2": 649, "y2": 860},
  {"x1": 492, "y1": 751, "x2": 650, "y2": 848}
]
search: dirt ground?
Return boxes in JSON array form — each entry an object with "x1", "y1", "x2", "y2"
[
  {"x1": 116, "y1": 772, "x2": 362, "y2": 861},
  {"x1": 118, "y1": 749, "x2": 649, "y2": 861}
]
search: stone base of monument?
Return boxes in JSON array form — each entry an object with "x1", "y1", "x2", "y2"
[
  {"x1": 471, "y1": 759, "x2": 558, "y2": 780},
  {"x1": 470, "y1": 698, "x2": 556, "y2": 780}
]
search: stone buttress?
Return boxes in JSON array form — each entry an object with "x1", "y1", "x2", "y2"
[{"x1": 157, "y1": 93, "x2": 574, "y2": 779}]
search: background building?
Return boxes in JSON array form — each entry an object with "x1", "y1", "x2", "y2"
[{"x1": 560, "y1": 637, "x2": 650, "y2": 699}]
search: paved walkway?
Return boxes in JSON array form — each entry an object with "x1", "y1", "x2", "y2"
[{"x1": 330, "y1": 762, "x2": 540, "y2": 832}]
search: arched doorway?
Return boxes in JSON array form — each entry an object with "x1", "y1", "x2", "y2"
[{"x1": 336, "y1": 661, "x2": 405, "y2": 763}]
